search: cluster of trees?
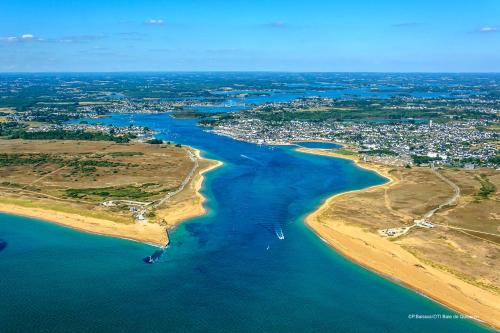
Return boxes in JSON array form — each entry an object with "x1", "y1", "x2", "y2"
[
  {"x1": 66, "y1": 159, "x2": 126, "y2": 168},
  {"x1": 0, "y1": 153, "x2": 129, "y2": 172},
  {"x1": 411, "y1": 155, "x2": 442, "y2": 165},
  {"x1": 0, "y1": 153, "x2": 63, "y2": 167},
  {"x1": 110, "y1": 151, "x2": 144, "y2": 157},
  {"x1": 476, "y1": 174, "x2": 496, "y2": 199},
  {"x1": 23, "y1": 111, "x2": 80, "y2": 124},
  {"x1": 146, "y1": 138, "x2": 182, "y2": 147},
  {"x1": 8, "y1": 129, "x2": 133, "y2": 143},
  {"x1": 65, "y1": 185, "x2": 157, "y2": 200},
  {"x1": 0, "y1": 122, "x2": 24, "y2": 136},
  {"x1": 146, "y1": 138, "x2": 163, "y2": 144},
  {"x1": 250, "y1": 108, "x2": 448, "y2": 123},
  {"x1": 487, "y1": 155, "x2": 500, "y2": 165},
  {"x1": 459, "y1": 156, "x2": 500, "y2": 168}
]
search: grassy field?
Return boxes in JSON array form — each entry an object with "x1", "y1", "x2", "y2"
[
  {"x1": 483, "y1": 123, "x2": 500, "y2": 132},
  {"x1": 319, "y1": 166, "x2": 500, "y2": 292},
  {"x1": 0, "y1": 139, "x2": 194, "y2": 222},
  {"x1": 334, "y1": 148, "x2": 357, "y2": 156}
]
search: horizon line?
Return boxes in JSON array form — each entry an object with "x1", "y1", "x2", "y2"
[{"x1": 1, "y1": 70, "x2": 500, "y2": 74}]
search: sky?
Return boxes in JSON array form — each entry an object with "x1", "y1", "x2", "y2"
[{"x1": 0, "y1": 0, "x2": 499, "y2": 72}]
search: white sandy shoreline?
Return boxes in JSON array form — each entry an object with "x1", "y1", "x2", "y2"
[
  {"x1": 297, "y1": 146, "x2": 500, "y2": 330},
  {"x1": 0, "y1": 147, "x2": 223, "y2": 248}
]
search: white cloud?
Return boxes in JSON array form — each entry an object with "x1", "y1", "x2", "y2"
[
  {"x1": 0, "y1": 36, "x2": 18, "y2": 43},
  {"x1": 478, "y1": 27, "x2": 497, "y2": 33},
  {"x1": 144, "y1": 19, "x2": 164, "y2": 26},
  {"x1": 0, "y1": 33, "x2": 104, "y2": 44},
  {"x1": 0, "y1": 34, "x2": 41, "y2": 43}
]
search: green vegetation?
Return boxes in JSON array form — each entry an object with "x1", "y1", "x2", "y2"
[
  {"x1": 0, "y1": 122, "x2": 25, "y2": 136},
  {"x1": 411, "y1": 155, "x2": 442, "y2": 165},
  {"x1": 198, "y1": 119, "x2": 219, "y2": 127},
  {"x1": 476, "y1": 174, "x2": 496, "y2": 200},
  {"x1": 109, "y1": 151, "x2": 144, "y2": 157},
  {"x1": 487, "y1": 155, "x2": 500, "y2": 165},
  {"x1": 146, "y1": 138, "x2": 163, "y2": 144},
  {"x1": 0, "y1": 181, "x2": 22, "y2": 188},
  {"x1": 0, "y1": 153, "x2": 63, "y2": 167},
  {"x1": 19, "y1": 110, "x2": 80, "y2": 124},
  {"x1": 65, "y1": 184, "x2": 165, "y2": 201},
  {"x1": 8, "y1": 129, "x2": 134, "y2": 143},
  {"x1": 334, "y1": 149, "x2": 357, "y2": 156},
  {"x1": 0, "y1": 153, "x2": 129, "y2": 174},
  {"x1": 480, "y1": 123, "x2": 500, "y2": 132},
  {"x1": 66, "y1": 159, "x2": 126, "y2": 168},
  {"x1": 250, "y1": 107, "x2": 448, "y2": 122}
]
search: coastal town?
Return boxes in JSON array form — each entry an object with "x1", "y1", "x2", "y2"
[
  {"x1": 4, "y1": 82, "x2": 498, "y2": 170},
  {"x1": 207, "y1": 110, "x2": 499, "y2": 168},
  {"x1": 209, "y1": 117, "x2": 500, "y2": 167},
  {"x1": 23, "y1": 122, "x2": 155, "y2": 139}
]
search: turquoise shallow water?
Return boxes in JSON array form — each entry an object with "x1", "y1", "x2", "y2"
[{"x1": 0, "y1": 114, "x2": 494, "y2": 333}]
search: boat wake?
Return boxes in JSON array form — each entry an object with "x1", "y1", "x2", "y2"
[
  {"x1": 240, "y1": 154, "x2": 263, "y2": 165},
  {"x1": 257, "y1": 222, "x2": 286, "y2": 240},
  {"x1": 275, "y1": 226, "x2": 285, "y2": 240}
]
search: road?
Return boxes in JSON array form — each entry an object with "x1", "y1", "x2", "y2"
[
  {"x1": 151, "y1": 149, "x2": 198, "y2": 209},
  {"x1": 422, "y1": 166, "x2": 461, "y2": 220}
]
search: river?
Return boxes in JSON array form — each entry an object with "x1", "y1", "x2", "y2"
[{"x1": 0, "y1": 113, "x2": 493, "y2": 333}]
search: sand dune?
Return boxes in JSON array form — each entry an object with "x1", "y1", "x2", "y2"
[{"x1": 298, "y1": 147, "x2": 500, "y2": 330}]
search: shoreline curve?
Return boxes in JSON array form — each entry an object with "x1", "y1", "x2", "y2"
[
  {"x1": 0, "y1": 147, "x2": 223, "y2": 248},
  {"x1": 297, "y1": 146, "x2": 500, "y2": 331}
]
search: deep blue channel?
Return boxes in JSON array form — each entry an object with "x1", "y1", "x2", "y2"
[{"x1": 0, "y1": 113, "x2": 493, "y2": 333}]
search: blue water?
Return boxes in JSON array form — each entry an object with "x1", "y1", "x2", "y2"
[
  {"x1": 0, "y1": 113, "x2": 493, "y2": 333},
  {"x1": 214, "y1": 88, "x2": 399, "y2": 105},
  {"x1": 187, "y1": 105, "x2": 247, "y2": 113},
  {"x1": 208, "y1": 88, "x2": 454, "y2": 106}
]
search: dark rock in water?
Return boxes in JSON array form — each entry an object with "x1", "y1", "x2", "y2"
[
  {"x1": 0, "y1": 239, "x2": 7, "y2": 252},
  {"x1": 142, "y1": 250, "x2": 164, "y2": 264},
  {"x1": 143, "y1": 256, "x2": 154, "y2": 264}
]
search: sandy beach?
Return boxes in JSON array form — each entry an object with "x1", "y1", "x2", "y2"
[
  {"x1": 298, "y1": 147, "x2": 500, "y2": 330},
  {"x1": 0, "y1": 202, "x2": 168, "y2": 246},
  {"x1": 156, "y1": 149, "x2": 223, "y2": 235},
  {"x1": 0, "y1": 148, "x2": 222, "y2": 248}
]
